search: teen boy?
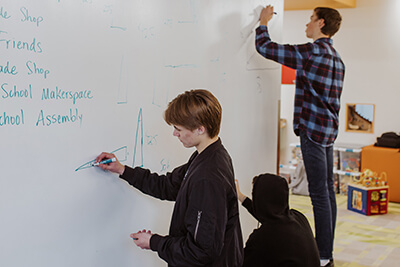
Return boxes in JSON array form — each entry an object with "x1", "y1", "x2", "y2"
[
  {"x1": 255, "y1": 5, "x2": 345, "y2": 267},
  {"x1": 95, "y1": 89, "x2": 244, "y2": 267}
]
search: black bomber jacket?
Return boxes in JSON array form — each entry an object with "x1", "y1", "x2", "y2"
[{"x1": 120, "y1": 138, "x2": 244, "y2": 267}]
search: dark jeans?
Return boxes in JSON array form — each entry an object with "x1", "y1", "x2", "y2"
[{"x1": 300, "y1": 131, "x2": 337, "y2": 260}]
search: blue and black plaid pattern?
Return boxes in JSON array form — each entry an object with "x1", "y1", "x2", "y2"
[{"x1": 256, "y1": 25, "x2": 345, "y2": 146}]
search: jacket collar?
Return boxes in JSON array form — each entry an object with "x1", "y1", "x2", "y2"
[{"x1": 188, "y1": 138, "x2": 222, "y2": 165}]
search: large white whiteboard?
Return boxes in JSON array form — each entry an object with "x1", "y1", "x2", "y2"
[{"x1": 0, "y1": 0, "x2": 282, "y2": 266}]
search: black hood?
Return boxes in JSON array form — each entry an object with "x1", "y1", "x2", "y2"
[{"x1": 252, "y1": 173, "x2": 291, "y2": 224}]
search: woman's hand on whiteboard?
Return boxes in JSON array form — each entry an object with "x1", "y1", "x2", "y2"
[
  {"x1": 130, "y1": 229, "x2": 153, "y2": 250},
  {"x1": 95, "y1": 152, "x2": 125, "y2": 175}
]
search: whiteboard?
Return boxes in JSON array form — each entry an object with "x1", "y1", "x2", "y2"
[{"x1": 0, "y1": 0, "x2": 282, "y2": 266}]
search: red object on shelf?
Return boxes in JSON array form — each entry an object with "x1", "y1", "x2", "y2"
[{"x1": 281, "y1": 65, "x2": 296, "y2": 84}]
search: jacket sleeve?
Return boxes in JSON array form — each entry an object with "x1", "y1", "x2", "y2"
[
  {"x1": 119, "y1": 164, "x2": 187, "y2": 201},
  {"x1": 255, "y1": 25, "x2": 313, "y2": 70},
  {"x1": 150, "y1": 179, "x2": 228, "y2": 266},
  {"x1": 242, "y1": 197, "x2": 256, "y2": 219}
]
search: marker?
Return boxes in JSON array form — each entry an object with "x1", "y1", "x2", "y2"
[
  {"x1": 273, "y1": 12, "x2": 277, "y2": 15},
  {"x1": 91, "y1": 157, "x2": 116, "y2": 166},
  {"x1": 132, "y1": 238, "x2": 138, "y2": 240}
]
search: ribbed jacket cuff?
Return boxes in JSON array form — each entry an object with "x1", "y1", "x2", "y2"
[{"x1": 150, "y1": 234, "x2": 163, "y2": 251}]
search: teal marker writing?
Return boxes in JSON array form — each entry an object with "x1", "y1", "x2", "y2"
[{"x1": 92, "y1": 157, "x2": 116, "y2": 166}]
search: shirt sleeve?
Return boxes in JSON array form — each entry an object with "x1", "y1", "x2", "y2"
[
  {"x1": 255, "y1": 25, "x2": 313, "y2": 70},
  {"x1": 150, "y1": 179, "x2": 228, "y2": 266}
]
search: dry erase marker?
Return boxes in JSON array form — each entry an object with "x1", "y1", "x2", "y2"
[
  {"x1": 132, "y1": 238, "x2": 138, "y2": 240},
  {"x1": 92, "y1": 157, "x2": 116, "y2": 166}
]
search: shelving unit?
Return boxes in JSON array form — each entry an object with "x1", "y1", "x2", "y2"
[
  {"x1": 279, "y1": 143, "x2": 363, "y2": 194},
  {"x1": 334, "y1": 144, "x2": 362, "y2": 194}
]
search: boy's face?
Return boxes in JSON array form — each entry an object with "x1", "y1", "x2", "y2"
[
  {"x1": 172, "y1": 125, "x2": 201, "y2": 149},
  {"x1": 305, "y1": 11, "x2": 324, "y2": 39}
]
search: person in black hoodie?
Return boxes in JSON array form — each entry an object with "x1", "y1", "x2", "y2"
[
  {"x1": 236, "y1": 173, "x2": 320, "y2": 267},
  {"x1": 95, "y1": 89, "x2": 243, "y2": 267}
]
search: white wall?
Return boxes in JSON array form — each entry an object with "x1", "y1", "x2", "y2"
[
  {"x1": 280, "y1": 0, "x2": 400, "y2": 164},
  {"x1": 0, "y1": 0, "x2": 283, "y2": 266}
]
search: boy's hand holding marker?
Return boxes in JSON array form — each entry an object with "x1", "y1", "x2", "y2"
[{"x1": 93, "y1": 152, "x2": 125, "y2": 175}]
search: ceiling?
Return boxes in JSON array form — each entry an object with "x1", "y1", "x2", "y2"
[{"x1": 284, "y1": 0, "x2": 356, "y2": 11}]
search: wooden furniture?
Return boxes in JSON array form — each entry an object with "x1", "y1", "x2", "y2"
[
  {"x1": 361, "y1": 145, "x2": 400, "y2": 203},
  {"x1": 285, "y1": 0, "x2": 356, "y2": 10}
]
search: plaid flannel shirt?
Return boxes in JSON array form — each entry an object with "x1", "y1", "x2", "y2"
[{"x1": 256, "y1": 25, "x2": 345, "y2": 146}]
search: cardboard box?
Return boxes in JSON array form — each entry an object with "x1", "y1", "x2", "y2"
[{"x1": 347, "y1": 184, "x2": 389, "y2": 215}]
